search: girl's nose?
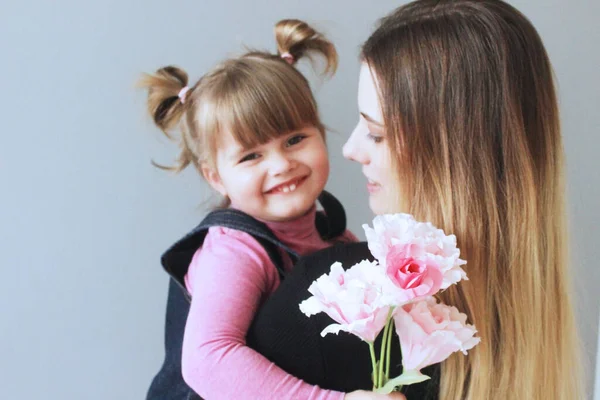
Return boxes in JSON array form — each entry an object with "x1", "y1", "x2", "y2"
[{"x1": 268, "y1": 152, "x2": 294, "y2": 175}]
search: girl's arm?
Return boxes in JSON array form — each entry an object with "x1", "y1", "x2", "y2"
[{"x1": 182, "y1": 227, "x2": 344, "y2": 400}]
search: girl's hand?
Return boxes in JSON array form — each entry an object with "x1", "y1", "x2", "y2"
[{"x1": 344, "y1": 390, "x2": 406, "y2": 400}]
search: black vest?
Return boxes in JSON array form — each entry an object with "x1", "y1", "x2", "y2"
[{"x1": 146, "y1": 191, "x2": 348, "y2": 400}]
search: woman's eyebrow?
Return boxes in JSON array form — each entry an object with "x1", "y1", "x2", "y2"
[{"x1": 360, "y1": 112, "x2": 384, "y2": 127}]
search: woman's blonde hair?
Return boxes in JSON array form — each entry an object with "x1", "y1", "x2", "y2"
[
  {"x1": 138, "y1": 19, "x2": 337, "y2": 177},
  {"x1": 362, "y1": 1, "x2": 583, "y2": 399}
]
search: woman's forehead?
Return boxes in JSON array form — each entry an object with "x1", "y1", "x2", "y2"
[{"x1": 358, "y1": 64, "x2": 384, "y2": 125}]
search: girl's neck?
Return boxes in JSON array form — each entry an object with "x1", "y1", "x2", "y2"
[{"x1": 227, "y1": 203, "x2": 319, "y2": 244}]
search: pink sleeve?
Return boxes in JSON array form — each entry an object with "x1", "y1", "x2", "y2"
[{"x1": 182, "y1": 227, "x2": 345, "y2": 400}]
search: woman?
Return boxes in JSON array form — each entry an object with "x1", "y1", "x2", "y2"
[{"x1": 247, "y1": 0, "x2": 583, "y2": 399}]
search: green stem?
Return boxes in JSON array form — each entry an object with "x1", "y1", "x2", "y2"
[
  {"x1": 368, "y1": 342, "x2": 378, "y2": 389},
  {"x1": 379, "y1": 315, "x2": 393, "y2": 387},
  {"x1": 385, "y1": 317, "x2": 394, "y2": 380}
]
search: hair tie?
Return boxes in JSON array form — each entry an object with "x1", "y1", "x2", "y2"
[
  {"x1": 178, "y1": 86, "x2": 190, "y2": 104},
  {"x1": 280, "y1": 52, "x2": 295, "y2": 65}
]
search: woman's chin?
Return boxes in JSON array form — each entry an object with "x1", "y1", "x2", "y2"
[
  {"x1": 369, "y1": 193, "x2": 404, "y2": 215},
  {"x1": 368, "y1": 196, "x2": 387, "y2": 216}
]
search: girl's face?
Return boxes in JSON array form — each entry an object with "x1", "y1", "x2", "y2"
[
  {"x1": 343, "y1": 64, "x2": 397, "y2": 215},
  {"x1": 204, "y1": 126, "x2": 329, "y2": 222}
]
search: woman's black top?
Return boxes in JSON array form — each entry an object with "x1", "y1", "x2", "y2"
[{"x1": 246, "y1": 242, "x2": 440, "y2": 399}]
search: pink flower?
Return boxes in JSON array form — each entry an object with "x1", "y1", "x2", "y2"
[
  {"x1": 393, "y1": 297, "x2": 480, "y2": 372},
  {"x1": 363, "y1": 214, "x2": 468, "y2": 290},
  {"x1": 299, "y1": 260, "x2": 391, "y2": 342},
  {"x1": 385, "y1": 244, "x2": 443, "y2": 302}
]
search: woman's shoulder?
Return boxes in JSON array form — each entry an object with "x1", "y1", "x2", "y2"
[
  {"x1": 330, "y1": 229, "x2": 360, "y2": 244},
  {"x1": 304, "y1": 241, "x2": 371, "y2": 260},
  {"x1": 295, "y1": 241, "x2": 373, "y2": 278}
]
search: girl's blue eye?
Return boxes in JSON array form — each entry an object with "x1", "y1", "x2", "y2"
[
  {"x1": 286, "y1": 134, "x2": 307, "y2": 147},
  {"x1": 239, "y1": 153, "x2": 260, "y2": 163},
  {"x1": 368, "y1": 133, "x2": 384, "y2": 143}
]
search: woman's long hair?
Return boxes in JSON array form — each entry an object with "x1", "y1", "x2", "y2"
[{"x1": 362, "y1": 1, "x2": 583, "y2": 398}]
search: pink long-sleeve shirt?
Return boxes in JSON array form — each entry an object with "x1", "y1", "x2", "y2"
[{"x1": 182, "y1": 206, "x2": 357, "y2": 400}]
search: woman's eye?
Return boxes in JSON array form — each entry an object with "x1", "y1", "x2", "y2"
[
  {"x1": 368, "y1": 133, "x2": 384, "y2": 144},
  {"x1": 286, "y1": 134, "x2": 307, "y2": 147},
  {"x1": 239, "y1": 153, "x2": 260, "y2": 163}
]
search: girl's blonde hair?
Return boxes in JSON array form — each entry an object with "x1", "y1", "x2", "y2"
[
  {"x1": 139, "y1": 19, "x2": 337, "y2": 176},
  {"x1": 362, "y1": 1, "x2": 583, "y2": 399}
]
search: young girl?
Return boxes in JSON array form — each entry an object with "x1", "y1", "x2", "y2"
[{"x1": 140, "y1": 19, "x2": 398, "y2": 400}]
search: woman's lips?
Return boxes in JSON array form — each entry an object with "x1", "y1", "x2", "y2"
[{"x1": 367, "y1": 179, "x2": 381, "y2": 194}]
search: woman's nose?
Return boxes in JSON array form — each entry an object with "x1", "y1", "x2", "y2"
[{"x1": 343, "y1": 126, "x2": 369, "y2": 164}]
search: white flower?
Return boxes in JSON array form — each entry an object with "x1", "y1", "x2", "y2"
[
  {"x1": 393, "y1": 296, "x2": 480, "y2": 372},
  {"x1": 363, "y1": 214, "x2": 467, "y2": 289},
  {"x1": 299, "y1": 260, "x2": 391, "y2": 342}
]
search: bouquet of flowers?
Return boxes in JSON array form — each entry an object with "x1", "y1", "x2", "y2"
[{"x1": 299, "y1": 214, "x2": 480, "y2": 393}]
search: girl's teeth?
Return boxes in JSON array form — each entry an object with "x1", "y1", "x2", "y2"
[{"x1": 276, "y1": 181, "x2": 299, "y2": 193}]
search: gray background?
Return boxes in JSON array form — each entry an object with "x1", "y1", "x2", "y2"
[{"x1": 0, "y1": 0, "x2": 598, "y2": 399}]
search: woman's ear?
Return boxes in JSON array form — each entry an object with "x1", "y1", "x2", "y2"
[{"x1": 201, "y1": 163, "x2": 227, "y2": 197}]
